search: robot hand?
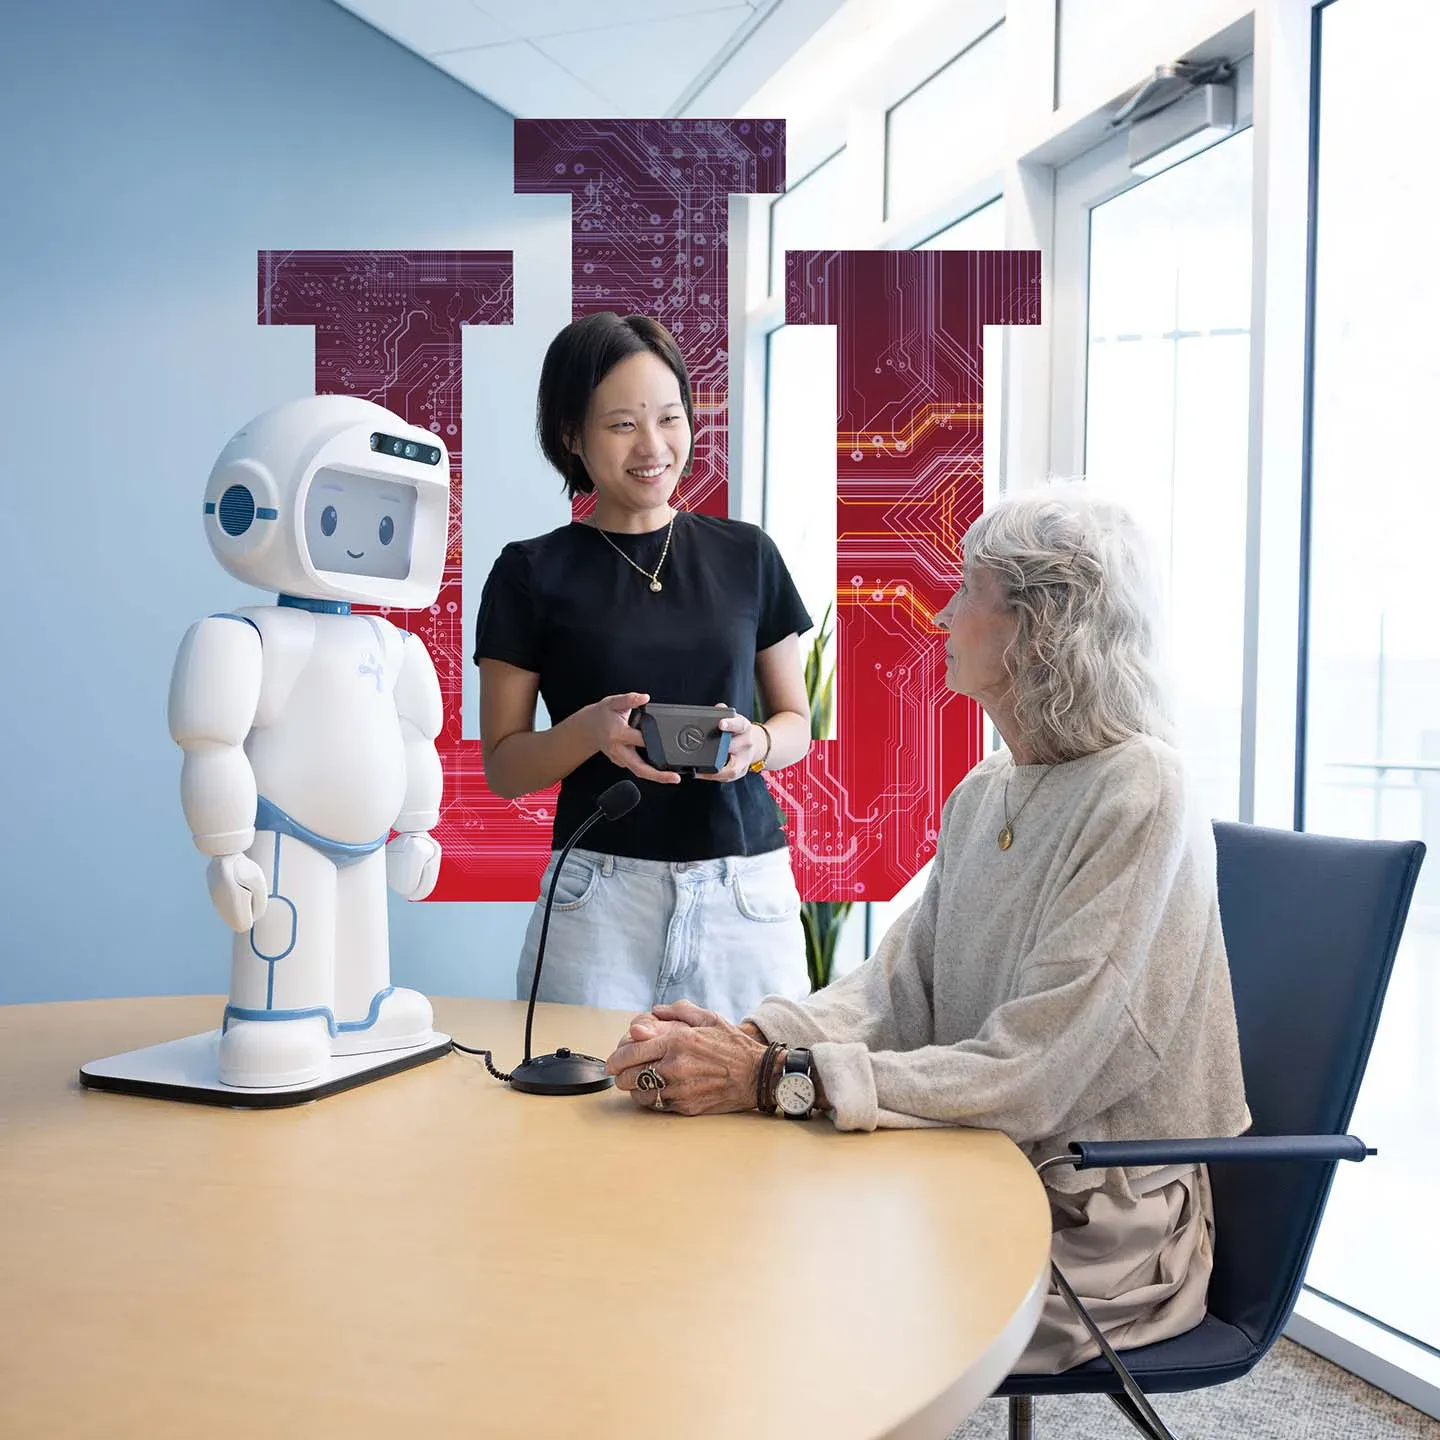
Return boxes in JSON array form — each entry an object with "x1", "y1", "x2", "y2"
[
  {"x1": 387, "y1": 832, "x2": 441, "y2": 902},
  {"x1": 205, "y1": 853, "x2": 270, "y2": 931}
]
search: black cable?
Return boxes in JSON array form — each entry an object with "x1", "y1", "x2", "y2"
[
  {"x1": 450, "y1": 1039, "x2": 513, "y2": 1083},
  {"x1": 450, "y1": 781, "x2": 640, "y2": 1090}
]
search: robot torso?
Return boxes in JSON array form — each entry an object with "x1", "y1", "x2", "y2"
[{"x1": 241, "y1": 605, "x2": 409, "y2": 844}]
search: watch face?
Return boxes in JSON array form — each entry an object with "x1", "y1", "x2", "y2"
[{"x1": 775, "y1": 1071, "x2": 816, "y2": 1116}]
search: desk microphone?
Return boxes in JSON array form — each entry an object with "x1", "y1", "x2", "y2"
[{"x1": 507, "y1": 778, "x2": 641, "y2": 1096}]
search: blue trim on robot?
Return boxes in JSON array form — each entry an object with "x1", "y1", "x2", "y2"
[
  {"x1": 242, "y1": 806, "x2": 389, "y2": 1016},
  {"x1": 278, "y1": 593, "x2": 351, "y2": 615},
  {"x1": 220, "y1": 988, "x2": 396, "y2": 1037},
  {"x1": 256, "y1": 507, "x2": 278, "y2": 519},
  {"x1": 253, "y1": 796, "x2": 388, "y2": 866},
  {"x1": 204, "y1": 501, "x2": 216, "y2": 514},
  {"x1": 212, "y1": 612, "x2": 261, "y2": 634},
  {"x1": 248, "y1": 832, "x2": 297, "y2": 1006}
]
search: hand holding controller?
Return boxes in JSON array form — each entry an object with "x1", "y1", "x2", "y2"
[
  {"x1": 629, "y1": 702, "x2": 741, "y2": 776},
  {"x1": 586, "y1": 691, "x2": 682, "y2": 785}
]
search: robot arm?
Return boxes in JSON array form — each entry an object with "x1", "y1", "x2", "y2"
[
  {"x1": 393, "y1": 630, "x2": 443, "y2": 832},
  {"x1": 169, "y1": 614, "x2": 268, "y2": 929},
  {"x1": 387, "y1": 630, "x2": 443, "y2": 901},
  {"x1": 169, "y1": 614, "x2": 264, "y2": 851}
]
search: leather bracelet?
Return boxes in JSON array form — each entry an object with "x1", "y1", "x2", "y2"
[
  {"x1": 755, "y1": 1041, "x2": 784, "y2": 1112},
  {"x1": 761, "y1": 1045, "x2": 788, "y2": 1113},
  {"x1": 748, "y1": 722, "x2": 773, "y2": 775}
]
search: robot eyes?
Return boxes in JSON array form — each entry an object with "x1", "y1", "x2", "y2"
[{"x1": 314, "y1": 506, "x2": 397, "y2": 546}]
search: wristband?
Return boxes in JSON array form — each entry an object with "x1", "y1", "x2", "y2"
[{"x1": 755, "y1": 1041, "x2": 784, "y2": 1112}]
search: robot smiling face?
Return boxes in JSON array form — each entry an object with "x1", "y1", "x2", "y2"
[
  {"x1": 304, "y1": 471, "x2": 419, "y2": 582},
  {"x1": 203, "y1": 394, "x2": 450, "y2": 609}
]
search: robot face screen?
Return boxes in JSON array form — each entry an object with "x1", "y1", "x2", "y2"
[{"x1": 303, "y1": 469, "x2": 418, "y2": 581}]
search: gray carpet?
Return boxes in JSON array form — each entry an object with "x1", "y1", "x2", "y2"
[{"x1": 947, "y1": 1339, "x2": 1440, "y2": 1438}]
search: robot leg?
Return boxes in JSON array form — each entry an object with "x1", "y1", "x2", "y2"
[
  {"x1": 218, "y1": 829, "x2": 337, "y2": 1087},
  {"x1": 330, "y1": 846, "x2": 434, "y2": 1056}
]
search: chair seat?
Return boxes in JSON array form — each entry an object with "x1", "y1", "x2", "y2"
[{"x1": 996, "y1": 1315, "x2": 1262, "y2": 1396}]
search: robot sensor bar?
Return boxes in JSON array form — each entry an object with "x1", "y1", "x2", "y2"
[{"x1": 370, "y1": 432, "x2": 442, "y2": 466}]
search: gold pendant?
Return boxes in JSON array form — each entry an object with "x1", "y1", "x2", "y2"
[
  {"x1": 997, "y1": 825, "x2": 1013, "y2": 851},
  {"x1": 649, "y1": 579, "x2": 662, "y2": 592}
]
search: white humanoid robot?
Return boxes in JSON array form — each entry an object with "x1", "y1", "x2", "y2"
[{"x1": 163, "y1": 394, "x2": 450, "y2": 1090}]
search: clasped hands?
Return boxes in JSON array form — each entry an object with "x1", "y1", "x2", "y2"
[
  {"x1": 605, "y1": 1000, "x2": 768, "y2": 1116},
  {"x1": 585, "y1": 692, "x2": 763, "y2": 786}
]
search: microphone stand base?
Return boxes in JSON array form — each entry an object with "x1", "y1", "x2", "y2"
[{"x1": 509, "y1": 1047, "x2": 615, "y2": 1096}]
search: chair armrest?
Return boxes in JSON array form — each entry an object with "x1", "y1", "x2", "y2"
[{"x1": 1066, "y1": 1135, "x2": 1374, "y2": 1169}]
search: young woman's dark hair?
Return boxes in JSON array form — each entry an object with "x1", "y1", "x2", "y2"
[{"x1": 536, "y1": 312, "x2": 697, "y2": 499}]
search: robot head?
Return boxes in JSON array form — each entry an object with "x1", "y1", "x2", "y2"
[{"x1": 203, "y1": 395, "x2": 450, "y2": 609}]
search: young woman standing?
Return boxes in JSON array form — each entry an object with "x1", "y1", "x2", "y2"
[{"x1": 474, "y1": 312, "x2": 813, "y2": 1018}]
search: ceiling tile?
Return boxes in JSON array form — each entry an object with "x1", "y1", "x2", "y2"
[
  {"x1": 479, "y1": 0, "x2": 752, "y2": 40},
  {"x1": 433, "y1": 40, "x2": 621, "y2": 118},
  {"x1": 532, "y1": 6, "x2": 753, "y2": 115},
  {"x1": 338, "y1": 0, "x2": 516, "y2": 55}
]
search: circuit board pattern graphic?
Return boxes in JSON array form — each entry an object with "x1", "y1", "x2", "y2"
[
  {"x1": 515, "y1": 119, "x2": 785, "y2": 518},
  {"x1": 777, "y1": 249, "x2": 1043, "y2": 900},
  {"x1": 252, "y1": 185, "x2": 1040, "y2": 903},
  {"x1": 257, "y1": 250, "x2": 515, "y2": 901}
]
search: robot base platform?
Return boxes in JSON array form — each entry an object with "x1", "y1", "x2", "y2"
[{"x1": 79, "y1": 1029, "x2": 452, "y2": 1109}]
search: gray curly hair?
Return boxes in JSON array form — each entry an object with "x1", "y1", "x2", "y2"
[{"x1": 961, "y1": 489, "x2": 1173, "y2": 764}]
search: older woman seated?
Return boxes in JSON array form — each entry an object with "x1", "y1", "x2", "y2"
[{"x1": 604, "y1": 489, "x2": 1250, "y2": 1373}]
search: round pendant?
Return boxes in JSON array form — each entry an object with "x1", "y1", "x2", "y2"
[
  {"x1": 997, "y1": 825, "x2": 1013, "y2": 851},
  {"x1": 649, "y1": 579, "x2": 663, "y2": 592}
]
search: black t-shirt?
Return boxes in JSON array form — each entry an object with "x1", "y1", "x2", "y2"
[{"x1": 473, "y1": 512, "x2": 812, "y2": 861}]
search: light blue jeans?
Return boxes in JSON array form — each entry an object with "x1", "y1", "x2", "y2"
[{"x1": 516, "y1": 846, "x2": 811, "y2": 1021}]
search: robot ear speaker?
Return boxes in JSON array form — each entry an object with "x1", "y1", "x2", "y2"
[{"x1": 218, "y1": 484, "x2": 257, "y2": 536}]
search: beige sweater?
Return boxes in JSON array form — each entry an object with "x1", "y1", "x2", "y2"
[{"x1": 750, "y1": 735, "x2": 1250, "y2": 1201}]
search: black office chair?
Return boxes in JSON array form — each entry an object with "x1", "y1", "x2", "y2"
[{"x1": 996, "y1": 821, "x2": 1426, "y2": 1440}]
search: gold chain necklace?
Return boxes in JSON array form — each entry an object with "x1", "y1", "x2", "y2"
[
  {"x1": 998, "y1": 765, "x2": 1053, "y2": 851},
  {"x1": 593, "y1": 513, "x2": 676, "y2": 593}
]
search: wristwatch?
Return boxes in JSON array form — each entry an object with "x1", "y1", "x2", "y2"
[{"x1": 774, "y1": 1047, "x2": 816, "y2": 1120}]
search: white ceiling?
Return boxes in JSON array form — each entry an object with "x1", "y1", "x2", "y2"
[{"x1": 334, "y1": 0, "x2": 847, "y2": 120}]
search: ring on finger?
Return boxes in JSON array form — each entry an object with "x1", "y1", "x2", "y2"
[{"x1": 636, "y1": 1065, "x2": 666, "y2": 1093}]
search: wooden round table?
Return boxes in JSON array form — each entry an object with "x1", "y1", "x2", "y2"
[{"x1": 0, "y1": 996, "x2": 1052, "y2": 1439}]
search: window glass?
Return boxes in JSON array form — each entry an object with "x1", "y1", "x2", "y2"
[
  {"x1": 917, "y1": 198, "x2": 1005, "y2": 251},
  {"x1": 1083, "y1": 128, "x2": 1253, "y2": 820},
  {"x1": 1299, "y1": 0, "x2": 1440, "y2": 1353},
  {"x1": 769, "y1": 149, "x2": 847, "y2": 295},
  {"x1": 885, "y1": 25, "x2": 1006, "y2": 223},
  {"x1": 763, "y1": 322, "x2": 838, "y2": 736}
]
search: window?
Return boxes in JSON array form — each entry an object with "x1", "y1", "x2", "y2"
[
  {"x1": 768, "y1": 148, "x2": 847, "y2": 295},
  {"x1": 884, "y1": 24, "x2": 1006, "y2": 224},
  {"x1": 917, "y1": 198, "x2": 1005, "y2": 251},
  {"x1": 1298, "y1": 0, "x2": 1440, "y2": 1356},
  {"x1": 1076, "y1": 127, "x2": 1254, "y2": 821},
  {"x1": 762, "y1": 323, "x2": 838, "y2": 733}
]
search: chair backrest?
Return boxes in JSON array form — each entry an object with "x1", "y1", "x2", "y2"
[{"x1": 1207, "y1": 821, "x2": 1425, "y2": 1351}]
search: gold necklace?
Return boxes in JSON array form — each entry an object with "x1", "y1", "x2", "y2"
[
  {"x1": 998, "y1": 765, "x2": 1053, "y2": 851},
  {"x1": 593, "y1": 513, "x2": 676, "y2": 593}
]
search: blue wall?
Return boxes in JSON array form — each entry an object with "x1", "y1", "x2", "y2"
[{"x1": 0, "y1": 0, "x2": 577, "y2": 1003}]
